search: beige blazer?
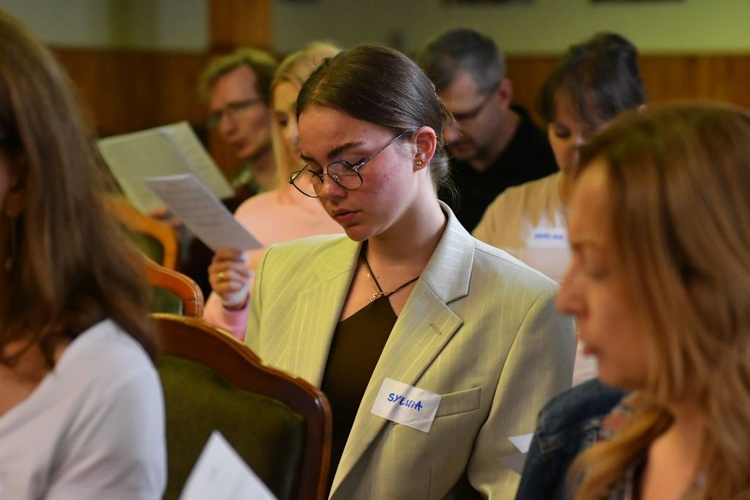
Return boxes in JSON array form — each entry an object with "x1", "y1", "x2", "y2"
[{"x1": 246, "y1": 206, "x2": 576, "y2": 499}]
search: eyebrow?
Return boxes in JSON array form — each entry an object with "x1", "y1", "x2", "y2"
[{"x1": 300, "y1": 140, "x2": 365, "y2": 164}]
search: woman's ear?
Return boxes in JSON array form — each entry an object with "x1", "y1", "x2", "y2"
[
  {"x1": 3, "y1": 157, "x2": 27, "y2": 218},
  {"x1": 413, "y1": 126, "x2": 437, "y2": 171}
]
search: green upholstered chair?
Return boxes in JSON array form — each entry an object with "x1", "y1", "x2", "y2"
[{"x1": 153, "y1": 313, "x2": 332, "y2": 500}]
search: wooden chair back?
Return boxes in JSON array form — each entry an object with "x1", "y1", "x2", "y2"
[
  {"x1": 152, "y1": 313, "x2": 332, "y2": 500},
  {"x1": 107, "y1": 195, "x2": 181, "y2": 270},
  {"x1": 144, "y1": 258, "x2": 203, "y2": 317}
]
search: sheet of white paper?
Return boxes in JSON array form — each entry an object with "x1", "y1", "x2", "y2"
[
  {"x1": 166, "y1": 122, "x2": 234, "y2": 199},
  {"x1": 508, "y1": 433, "x2": 534, "y2": 454},
  {"x1": 98, "y1": 121, "x2": 232, "y2": 213},
  {"x1": 145, "y1": 174, "x2": 262, "y2": 252},
  {"x1": 180, "y1": 431, "x2": 277, "y2": 500},
  {"x1": 499, "y1": 432, "x2": 535, "y2": 475}
]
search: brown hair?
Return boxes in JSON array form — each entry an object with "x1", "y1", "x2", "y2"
[
  {"x1": 538, "y1": 32, "x2": 645, "y2": 128},
  {"x1": 296, "y1": 43, "x2": 452, "y2": 192},
  {"x1": 0, "y1": 10, "x2": 156, "y2": 363},
  {"x1": 571, "y1": 103, "x2": 750, "y2": 498},
  {"x1": 198, "y1": 47, "x2": 278, "y2": 104}
]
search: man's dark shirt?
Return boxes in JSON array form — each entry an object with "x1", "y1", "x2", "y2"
[{"x1": 439, "y1": 106, "x2": 557, "y2": 232}]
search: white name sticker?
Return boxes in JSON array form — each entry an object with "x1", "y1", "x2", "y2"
[
  {"x1": 527, "y1": 227, "x2": 567, "y2": 248},
  {"x1": 371, "y1": 378, "x2": 442, "y2": 433}
]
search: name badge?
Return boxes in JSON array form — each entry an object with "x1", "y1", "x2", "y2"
[
  {"x1": 527, "y1": 227, "x2": 567, "y2": 248},
  {"x1": 371, "y1": 378, "x2": 442, "y2": 433}
]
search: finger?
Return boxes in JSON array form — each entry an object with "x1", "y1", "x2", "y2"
[
  {"x1": 212, "y1": 273, "x2": 246, "y2": 300},
  {"x1": 214, "y1": 247, "x2": 245, "y2": 260},
  {"x1": 225, "y1": 260, "x2": 251, "y2": 278},
  {"x1": 209, "y1": 268, "x2": 232, "y2": 290},
  {"x1": 147, "y1": 206, "x2": 169, "y2": 218}
]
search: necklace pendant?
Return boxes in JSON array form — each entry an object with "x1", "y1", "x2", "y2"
[{"x1": 369, "y1": 291, "x2": 382, "y2": 302}]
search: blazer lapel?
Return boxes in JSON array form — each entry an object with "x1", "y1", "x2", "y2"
[
  {"x1": 280, "y1": 239, "x2": 361, "y2": 385},
  {"x1": 331, "y1": 210, "x2": 475, "y2": 494}
]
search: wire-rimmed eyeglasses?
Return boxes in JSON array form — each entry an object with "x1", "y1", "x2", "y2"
[
  {"x1": 289, "y1": 130, "x2": 409, "y2": 198},
  {"x1": 448, "y1": 82, "x2": 500, "y2": 124},
  {"x1": 207, "y1": 98, "x2": 265, "y2": 128}
]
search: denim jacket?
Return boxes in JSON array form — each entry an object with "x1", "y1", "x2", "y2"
[{"x1": 515, "y1": 379, "x2": 627, "y2": 500}]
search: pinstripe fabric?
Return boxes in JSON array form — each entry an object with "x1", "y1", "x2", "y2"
[{"x1": 246, "y1": 205, "x2": 577, "y2": 499}]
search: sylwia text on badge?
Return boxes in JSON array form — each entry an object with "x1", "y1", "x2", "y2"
[
  {"x1": 372, "y1": 378, "x2": 442, "y2": 433},
  {"x1": 387, "y1": 393, "x2": 424, "y2": 411}
]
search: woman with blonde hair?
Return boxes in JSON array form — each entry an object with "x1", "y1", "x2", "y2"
[
  {"x1": 204, "y1": 42, "x2": 344, "y2": 339},
  {"x1": 558, "y1": 103, "x2": 750, "y2": 498},
  {"x1": 0, "y1": 10, "x2": 164, "y2": 498}
]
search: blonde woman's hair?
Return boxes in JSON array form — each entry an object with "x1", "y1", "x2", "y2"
[
  {"x1": 570, "y1": 102, "x2": 750, "y2": 498},
  {"x1": 270, "y1": 42, "x2": 340, "y2": 183}
]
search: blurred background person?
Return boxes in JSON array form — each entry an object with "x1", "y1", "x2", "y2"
[
  {"x1": 415, "y1": 27, "x2": 557, "y2": 231},
  {"x1": 203, "y1": 42, "x2": 344, "y2": 340},
  {"x1": 474, "y1": 32, "x2": 646, "y2": 386},
  {"x1": 0, "y1": 10, "x2": 165, "y2": 498},
  {"x1": 562, "y1": 103, "x2": 750, "y2": 498},
  {"x1": 199, "y1": 46, "x2": 279, "y2": 198},
  {"x1": 179, "y1": 47, "x2": 280, "y2": 297},
  {"x1": 247, "y1": 43, "x2": 575, "y2": 498}
]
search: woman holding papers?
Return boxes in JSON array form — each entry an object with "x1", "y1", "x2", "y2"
[
  {"x1": 245, "y1": 44, "x2": 575, "y2": 498},
  {"x1": 0, "y1": 10, "x2": 165, "y2": 498},
  {"x1": 203, "y1": 42, "x2": 343, "y2": 339}
]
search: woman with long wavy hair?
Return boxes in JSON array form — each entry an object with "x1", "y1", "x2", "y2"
[
  {"x1": 0, "y1": 10, "x2": 164, "y2": 498},
  {"x1": 558, "y1": 103, "x2": 750, "y2": 498}
]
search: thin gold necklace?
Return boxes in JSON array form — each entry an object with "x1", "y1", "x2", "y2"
[{"x1": 361, "y1": 250, "x2": 419, "y2": 302}]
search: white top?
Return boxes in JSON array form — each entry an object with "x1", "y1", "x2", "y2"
[
  {"x1": 473, "y1": 172, "x2": 570, "y2": 283},
  {"x1": 0, "y1": 319, "x2": 166, "y2": 500},
  {"x1": 474, "y1": 172, "x2": 598, "y2": 385}
]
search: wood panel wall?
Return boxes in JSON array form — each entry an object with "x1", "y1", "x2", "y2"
[
  {"x1": 509, "y1": 53, "x2": 750, "y2": 124},
  {"x1": 54, "y1": 48, "x2": 210, "y2": 137},
  {"x1": 51, "y1": 48, "x2": 750, "y2": 171},
  {"x1": 209, "y1": 0, "x2": 273, "y2": 53},
  {"x1": 50, "y1": 0, "x2": 275, "y2": 175}
]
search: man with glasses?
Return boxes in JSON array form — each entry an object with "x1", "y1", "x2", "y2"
[
  {"x1": 180, "y1": 48, "x2": 279, "y2": 297},
  {"x1": 199, "y1": 47, "x2": 279, "y2": 197},
  {"x1": 416, "y1": 28, "x2": 556, "y2": 231}
]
